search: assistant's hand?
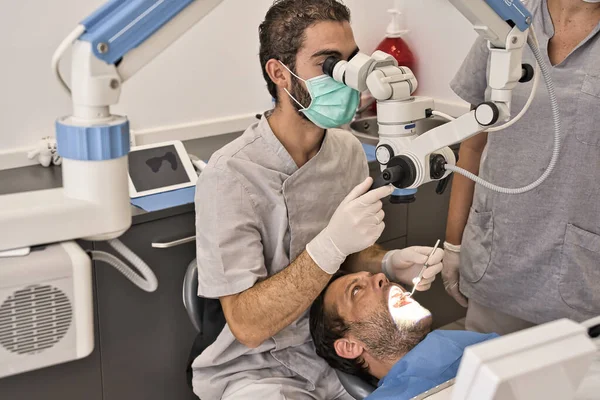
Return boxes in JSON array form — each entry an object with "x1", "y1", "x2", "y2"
[
  {"x1": 307, "y1": 177, "x2": 393, "y2": 274},
  {"x1": 441, "y1": 242, "x2": 468, "y2": 307},
  {"x1": 382, "y1": 246, "x2": 443, "y2": 291}
]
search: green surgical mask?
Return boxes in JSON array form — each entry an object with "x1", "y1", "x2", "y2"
[{"x1": 280, "y1": 62, "x2": 360, "y2": 129}]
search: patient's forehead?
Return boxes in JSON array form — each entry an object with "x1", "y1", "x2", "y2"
[{"x1": 323, "y1": 274, "x2": 357, "y2": 319}]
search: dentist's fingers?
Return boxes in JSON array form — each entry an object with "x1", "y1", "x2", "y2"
[{"x1": 357, "y1": 184, "x2": 393, "y2": 205}]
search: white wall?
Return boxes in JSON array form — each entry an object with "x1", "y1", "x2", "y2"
[
  {"x1": 0, "y1": 0, "x2": 477, "y2": 170},
  {"x1": 401, "y1": 1, "x2": 478, "y2": 101}
]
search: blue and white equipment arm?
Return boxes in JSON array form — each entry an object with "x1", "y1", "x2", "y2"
[{"x1": 0, "y1": 0, "x2": 223, "y2": 252}]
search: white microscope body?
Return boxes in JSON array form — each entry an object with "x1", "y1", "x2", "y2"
[{"x1": 324, "y1": 0, "x2": 535, "y2": 202}]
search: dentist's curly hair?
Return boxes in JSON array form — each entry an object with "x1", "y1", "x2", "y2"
[{"x1": 259, "y1": 0, "x2": 351, "y2": 102}]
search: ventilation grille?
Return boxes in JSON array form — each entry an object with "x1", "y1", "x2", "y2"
[{"x1": 0, "y1": 285, "x2": 72, "y2": 355}]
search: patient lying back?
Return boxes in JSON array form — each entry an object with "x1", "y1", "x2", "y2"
[{"x1": 309, "y1": 271, "x2": 497, "y2": 400}]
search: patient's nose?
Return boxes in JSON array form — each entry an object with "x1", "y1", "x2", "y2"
[{"x1": 372, "y1": 273, "x2": 387, "y2": 291}]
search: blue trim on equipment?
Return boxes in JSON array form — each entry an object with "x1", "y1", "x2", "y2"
[
  {"x1": 393, "y1": 188, "x2": 417, "y2": 196},
  {"x1": 361, "y1": 143, "x2": 377, "y2": 163},
  {"x1": 485, "y1": 0, "x2": 532, "y2": 32},
  {"x1": 80, "y1": 0, "x2": 194, "y2": 64},
  {"x1": 81, "y1": 0, "x2": 122, "y2": 29},
  {"x1": 405, "y1": 124, "x2": 416, "y2": 130},
  {"x1": 56, "y1": 119, "x2": 130, "y2": 161}
]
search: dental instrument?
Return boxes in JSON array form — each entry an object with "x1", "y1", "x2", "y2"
[{"x1": 409, "y1": 239, "x2": 440, "y2": 297}]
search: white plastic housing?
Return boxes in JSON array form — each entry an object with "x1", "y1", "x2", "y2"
[
  {"x1": 377, "y1": 96, "x2": 433, "y2": 127},
  {"x1": 70, "y1": 40, "x2": 121, "y2": 119},
  {"x1": 343, "y1": 52, "x2": 377, "y2": 92},
  {"x1": 367, "y1": 66, "x2": 417, "y2": 101},
  {"x1": 62, "y1": 156, "x2": 131, "y2": 241},
  {"x1": 486, "y1": 26, "x2": 529, "y2": 117},
  {"x1": 0, "y1": 242, "x2": 94, "y2": 378},
  {"x1": 0, "y1": 155, "x2": 131, "y2": 251},
  {"x1": 452, "y1": 319, "x2": 595, "y2": 400}
]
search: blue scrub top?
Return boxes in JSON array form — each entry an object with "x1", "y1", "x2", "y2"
[{"x1": 366, "y1": 330, "x2": 498, "y2": 400}]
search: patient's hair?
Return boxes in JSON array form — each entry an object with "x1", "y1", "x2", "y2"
[
  {"x1": 310, "y1": 272, "x2": 374, "y2": 382},
  {"x1": 258, "y1": 0, "x2": 351, "y2": 101}
]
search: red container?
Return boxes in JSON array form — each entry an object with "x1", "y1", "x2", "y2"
[
  {"x1": 366, "y1": 6, "x2": 418, "y2": 113},
  {"x1": 376, "y1": 37, "x2": 417, "y2": 77}
]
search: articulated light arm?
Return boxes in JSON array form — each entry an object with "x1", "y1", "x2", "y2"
[
  {"x1": 448, "y1": 0, "x2": 532, "y2": 48},
  {"x1": 403, "y1": 0, "x2": 534, "y2": 190}
]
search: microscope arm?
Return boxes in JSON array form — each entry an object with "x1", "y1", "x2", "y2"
[
  {"x1": 323, "y1": 0, "x2": 532, "y2": 195},
  {"x1": 0, "y1": 0, "x2": 223, "y2": 252},
  {"x1": 394, "y1": 0, "x2": 534, "y2": 188},
  {"x1": 70, "y1": 0, "x2": 224, "y2": 121}
]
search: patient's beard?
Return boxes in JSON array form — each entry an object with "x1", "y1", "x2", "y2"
[{"x1": 349, "y1": 305, "x2": 430, "y2": 363}]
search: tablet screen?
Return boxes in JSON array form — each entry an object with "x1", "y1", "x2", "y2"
[{"x1": 128, "y1": 145, "x2": 190, "y2": 192}]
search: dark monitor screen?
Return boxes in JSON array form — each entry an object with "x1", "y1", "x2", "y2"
[{"x1": 128, "y1": 145, "x2": 190, "y2": 192}]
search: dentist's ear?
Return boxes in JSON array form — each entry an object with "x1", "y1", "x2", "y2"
[
  {"x1": 334, "y1": 336, "x2": 364, "y2": 360},
  {"x1": 265, "y1": 59, "x2": 291, "y2": 91}
]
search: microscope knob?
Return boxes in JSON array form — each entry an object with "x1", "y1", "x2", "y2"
[
  {"x1": 519, "y1": 64, "x2": 535, "y2": 83},
  {"x1": 376, "y1": 144, "x2": 394, "y2": 165},
  {"x1": 475, "y1": 102, "x2": 500, "y2": 127}
]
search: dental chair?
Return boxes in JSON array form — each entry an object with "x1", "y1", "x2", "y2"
[{"x1": 183, "y1": 259, "x2": 376, "y2": 400}]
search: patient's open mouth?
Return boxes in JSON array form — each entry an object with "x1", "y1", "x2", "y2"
[
  {"x1": 388, "y1": 285, "x2": 414, "y2": 309},
  {"x1": 387, "y1": 284, "x2": 431, "y2": 328}
]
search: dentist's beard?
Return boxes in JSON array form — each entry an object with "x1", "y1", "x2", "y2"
[{"x1": 290, "y1": 76, "x2": 312, "y2": 122}]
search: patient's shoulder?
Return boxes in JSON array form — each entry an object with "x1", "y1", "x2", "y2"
[{"x1": 430, "y1": 330, "x2": 499, "y2": 347}]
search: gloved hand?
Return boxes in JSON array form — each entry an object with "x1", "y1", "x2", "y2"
[
  {"x1": 441, "y1": 242, "x2": 468, "y2": 308},
  {"x1": 382, "y1": 246, "x2": 443, "y2": 291},
  {"x1": 307, "y1": 177, "x2": 392, "y2": 274}
]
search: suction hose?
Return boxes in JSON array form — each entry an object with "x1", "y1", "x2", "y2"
[
  {"x1": 445, "y1": 27, "x2": 562, "y2": 194},
  {"x1": 90, "y1": 239, "x2": 158, "y2": 292}
]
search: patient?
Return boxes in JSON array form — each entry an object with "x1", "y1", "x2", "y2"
[{"x1": 309, "y1": 271, "x2": 498, "y2": 400}]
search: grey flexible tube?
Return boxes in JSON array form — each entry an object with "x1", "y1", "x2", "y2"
[
  {"x1": 445, "y1": 27, "x2": 562, "y2": 194},
  {"x1": 90, "y1": 239, "x2": 158, "y2": 292},
  {"x1": 52, "y1": 25, "x2": 85, "y2": 96}
]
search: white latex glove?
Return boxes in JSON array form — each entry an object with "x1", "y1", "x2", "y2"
[
  {"x1": 441, "y1": 242, "x2": 468, "y2": 308},
  {"x1": 382, "y1": 246, "x2": 444, "y2": 291},
  {"x1": 307, "y1": 177, "x2": 393, "y2": 274}
]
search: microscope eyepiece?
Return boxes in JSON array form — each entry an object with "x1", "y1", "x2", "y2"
[{"x1": 323, "y1": 56, "x2": 341, "y2": 78}]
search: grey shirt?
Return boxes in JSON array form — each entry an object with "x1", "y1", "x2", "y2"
[
  {"x1": 192, "y1": 116, "x2": 369, "y2": 399},
  {"x1": 451, "y1": 0, "x2": 600, "y2": 324}
]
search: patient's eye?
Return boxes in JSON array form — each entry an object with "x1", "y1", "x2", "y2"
[{"x1": 352, "y1": 286, "x2": 361, "y2": 298}]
